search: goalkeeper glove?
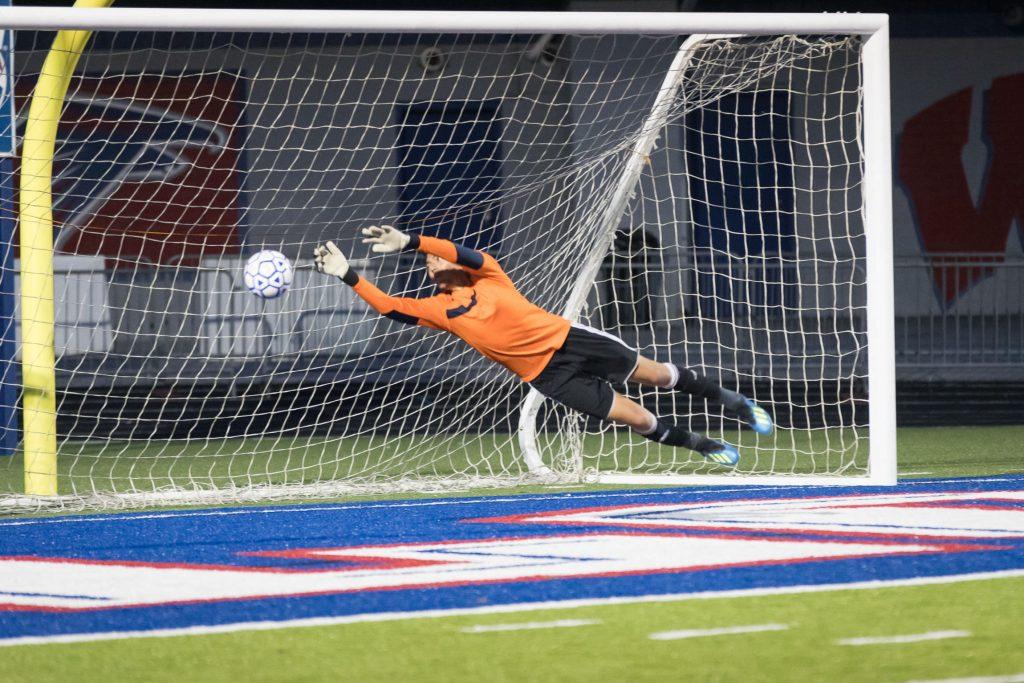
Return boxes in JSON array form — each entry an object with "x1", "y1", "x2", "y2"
[
  {"x1": 313, "y1": 241, "x2": 351, "y2": 280},
  {"x1": 360, "y1": 225, "x2": 411, "y2": 254}
]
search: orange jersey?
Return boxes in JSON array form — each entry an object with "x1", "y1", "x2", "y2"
[{"x1": 350, "y1": 235, "x2": 570, "y2": 381}]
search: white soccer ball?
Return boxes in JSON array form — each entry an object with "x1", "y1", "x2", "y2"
[{"x1": 243, "y1": 249, "x2": 293, "y2": 299}]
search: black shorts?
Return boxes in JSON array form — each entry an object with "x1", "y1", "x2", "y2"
[{"x1": 529, "y1": 324, "x2": 640, "y2": 420}]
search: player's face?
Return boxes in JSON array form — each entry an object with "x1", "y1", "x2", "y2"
[
  {"x1": 425, "y1": 254, "x2": 473, "y2": 291},
  {"x1": 425, "y1": 254, "x2": 460, "y2": 280}
]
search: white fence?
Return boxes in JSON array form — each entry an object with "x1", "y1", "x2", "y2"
[
  {"x1": 893, "y1": 255, "x2": 1024, "y2": 368},
  {"x1": 15, "y1": 255, "x2": 381, "y2": 361}
]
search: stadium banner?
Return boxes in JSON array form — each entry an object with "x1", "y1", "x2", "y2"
[
  {"x1": 891, "y1": 37, "x2": 1024, "y2": 313},
  {"x1": 1, "y1": 66, "x2": 247, "y2": 452},
  {"x1": 0, "y1": 0, "x2": 16, "y2": 456},
  {"x1": 35, "y1": 72, "x2": 246, "y2": 265}
]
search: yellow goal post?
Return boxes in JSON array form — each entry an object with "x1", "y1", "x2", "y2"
[{"x1": 19, "y1": 0, "x2": 113, "y2": 496}]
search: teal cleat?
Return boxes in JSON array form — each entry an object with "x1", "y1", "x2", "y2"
[
  {"x1": 740, "y1": 399, "x2": 774, "y2": 435},
  {"x1": 702, "y1": 442, "x2": 740, "y2": 467}
]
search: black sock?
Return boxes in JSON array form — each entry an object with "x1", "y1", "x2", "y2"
[
  {"x1": 674, "y1": 366, "x2": 746, "y2": 413},
  {"x1": 642, "y1": 419, "x2": 721, "y2": 454}
]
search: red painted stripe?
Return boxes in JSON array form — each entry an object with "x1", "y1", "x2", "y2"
[{"x1": 0, "y1": 533, "x2": 989, "y2": 614}]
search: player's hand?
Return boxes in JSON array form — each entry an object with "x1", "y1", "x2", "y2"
[
  {"x1": 313, "y1": 241, "x2": 350, "y2": 279},
  {"x1": 360, "y1": 225, "x2": 410, "y2": 254}
]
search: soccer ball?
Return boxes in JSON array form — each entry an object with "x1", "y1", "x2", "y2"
[{"x1": 243, "y1": 250, "x2": 293, "y2": 299}]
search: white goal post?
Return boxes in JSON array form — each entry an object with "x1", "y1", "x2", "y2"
[
  {"x1": 520, "y1": 21, "x2": 894, "y2": 487},
  {"x1": 0, "y1": 8, "x2": 895, "y2": 511}
]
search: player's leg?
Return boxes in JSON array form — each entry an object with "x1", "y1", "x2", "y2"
[
  {"x1": 565, "y1": 323, "x2": 771, "y2": 435},
  {"x1": 529, "y1": 351, "x2": 739, "y2": 466},
  {"x1": 628, "y1": 355, "x2": 773, "y2": 435},
  {"x1": 605, "y1": 392, "x2": 739, "y2": 466}
]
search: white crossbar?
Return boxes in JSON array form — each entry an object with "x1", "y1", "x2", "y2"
[{"x1": 0, "y1": 8, "x2": 887, "y2": 35}]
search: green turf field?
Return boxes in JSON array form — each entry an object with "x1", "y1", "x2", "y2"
[
  {"x1": 893, "y1": 425, "x2": 1024, "y2": 478},
  {"x1": 1, "y1": 423, "x2": 1021, "y2": 508},
  {"x1": 1, "y1": 426, "x2": 869, "y2": 497},
  {"x1": 2, "y1": 425, "x2": 1023, "y2": 682},
  {"x1": 2, "y1": 573, "x2": 1022, "y2": 682},
  {"x1": 2, "y1": 425, "x2": 1022, "y2": 503}
]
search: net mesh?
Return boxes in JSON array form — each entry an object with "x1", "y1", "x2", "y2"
[{"x1": 0, "y1": 31, "x2": 868, "y2": 511}]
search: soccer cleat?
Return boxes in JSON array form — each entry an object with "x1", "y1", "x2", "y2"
[
  {"x1": 739, "y1": 398, "x2": 774, "y2": 435},
  {"x1": 702, "y1": 442, "x2": 740, "y2": 467}
]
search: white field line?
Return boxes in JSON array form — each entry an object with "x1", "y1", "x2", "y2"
[
  {"x1": 0, "y1": 489, "x2": 773, "y2": 526},
  {"x1": 908, "y1": 674, "x2": 1024, "y2": 683},
  {"x1": 461, "y1": 619, "x2": 599, "y2": 634},
  {"x1": 2, "y1": 474, "x2": 1016, "y2": 527},
  {"x1": 837, "y1": 630, "x2": 971, "y2": 646},
  {"x1": 649, "y1": 623, "x2": 789, "y2": 640},
  {"x1": 3, "y1": 569, "x2": 1022, "y2": 649}
]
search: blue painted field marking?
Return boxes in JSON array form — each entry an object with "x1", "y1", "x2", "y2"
[
  {"x1": 0, "y1": 591, "x2": 111, "y2": 601},
  {"x1": 1, "y1": 474, "x2": 1023, "y2": 643},
  {"x1": 429, "y1": 548, "x2": 608, "y2": 563}
]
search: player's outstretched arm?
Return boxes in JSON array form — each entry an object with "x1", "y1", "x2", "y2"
[
  {"x1": 313, "y1": 241, "x2": 445, "y2": 328},
  {"x1": 361, "y1": 225, "x2": 510, "y2": 283},
  {"x1": 359, "y1": 225, "x2": 411, "y2": 254}
]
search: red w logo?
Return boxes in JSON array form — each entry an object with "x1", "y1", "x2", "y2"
[{"x1": 898, "y1": 73, "x2": 1024, "y2": 306}]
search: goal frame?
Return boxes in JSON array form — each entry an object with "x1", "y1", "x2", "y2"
[
  {"x1": 588, "y1": 24, "x2": 897, "y2": 488},
  {"x1": 2, "y1": 7, "x2": 896, "y2": 497}
]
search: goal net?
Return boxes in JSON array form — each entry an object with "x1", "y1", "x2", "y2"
[{"x1": 0, "y1": 13, "x2": 894, "y2": 511}]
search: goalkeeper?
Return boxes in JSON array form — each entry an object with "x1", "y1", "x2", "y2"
[{"x1": 314, "y1": 226, "x2": 772, "y2": 466}]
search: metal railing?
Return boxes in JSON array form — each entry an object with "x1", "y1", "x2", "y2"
[
  {"x1": 893, "y1": 255, "x2": 1024, "y2": 368},
  {"x1": 601, "y1": 252, "x2": 1024, "y2": 370}
]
